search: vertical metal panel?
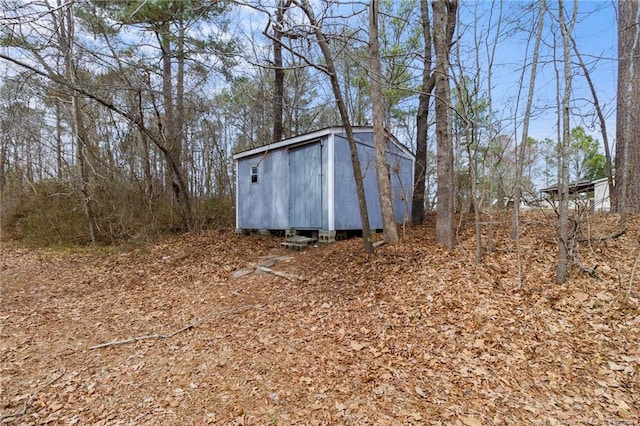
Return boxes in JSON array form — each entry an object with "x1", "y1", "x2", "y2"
[
  {"x1": 333, "y1": 135, "x2": 382, "y2": 229},
  {"x1": 235, "y1": 158, "x2": 240, "y2": 229},
  {"x1": 388, "y1": 153, "x2": 413, "y2": 224},
  {"x1": 236, "y1": 151, "x2": 289, "y2": 230},
  {"x1": 332, "y1": 132, "x2": 414, "y2": 230},
  {"x1": 289, "y1": 143, "x2": 322, "y2": 228}
]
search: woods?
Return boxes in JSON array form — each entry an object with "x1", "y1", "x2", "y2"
[
  {"x1": 0, "y1": 1, "x2": 631, "y2": 270},
  {"x1": 1, "y1": 1, "x2": 639, "y2": 424}
]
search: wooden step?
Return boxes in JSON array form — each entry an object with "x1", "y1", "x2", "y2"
[{"x1": 281, "y1": 235, "x2": 317, "y2": 250}]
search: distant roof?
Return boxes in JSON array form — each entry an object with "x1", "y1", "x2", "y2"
[
  {"x1": 232, "y1": 126, "x2": 414, "y2": 160},
  {"x1": 540, "y1": 180, "x2": 595, "y2": 195}
]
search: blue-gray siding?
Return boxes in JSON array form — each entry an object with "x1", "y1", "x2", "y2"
[
  {"x1": 289, "y1": 142, "x2": 323, "y2": 228},
  {"x1": 332, "y1": 133, "x2": 412, "y2": 230},
  {"x1": 235, "y1": 128, "x2": 413, "y2": 231},
  {"x1": 236, "y1": 150, "x2": 289, "y2": 229}
]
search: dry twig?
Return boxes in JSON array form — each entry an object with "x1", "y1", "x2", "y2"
[
  {"x1": 573, "y1": 255, "x2": 599, "y2": 278},
  {"x1": 0, "y1": 366, "x2": 66, "y2": 423},
  {"x1": 253, "y1": 265, "x2": 303, "y2": 281},
  {"x1": 577, "y1": 222, "x2": 627, "y2": 242},
  {"x1": 90, "y1": 304, "x2": 263, "y2": 350}
]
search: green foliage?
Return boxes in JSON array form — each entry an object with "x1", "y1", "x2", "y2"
[
  {"x1": 583, "y1": 153, "x2": 607, "y2": 181},
  {"x1": 222, "y1": 68, "x2": 331, "y2": 153},
  {"x1": 569, "y1": 126, "x2": 607, "y2": 182},
  {"x1": 379, "y1": 0, "x2": 422, "y2": 123},
  {"x1": 333, "y1": 0, "x2": 421, "y2": 127},
  {"x1": 87, "y1": 0, "x2": 239, "y2": 76},
  {"x1": 453, "y1": 75, "x2": 490, "y2": 134},
  {"x1": 75, "y1": 3, "x2": 119, "y2": 36},
  {"x1": 91, "y1": 0, "x2": 229, "y2": 26},
  {"x1": 540, "y1": 137, "x2": 558, "y2": 187}
]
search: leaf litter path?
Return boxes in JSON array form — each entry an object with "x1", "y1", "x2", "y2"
[{"x1": 1, "y1": 214, "x2": 638, "y2": 425}]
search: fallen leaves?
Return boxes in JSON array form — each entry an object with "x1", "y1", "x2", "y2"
[
  {"x1": 460, "y1": 416, "x2": 483, "y2": 426},
  {"x1": 349, "y1": 341, "x2": 367, "y2": 351},
  {"x1": 1, "y1": 214, "x2": 639, "y2": 424}
]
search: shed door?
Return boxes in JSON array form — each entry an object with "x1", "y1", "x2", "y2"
[{"x1": 289, "y1": 143, "x2": 322, "y2": 228}]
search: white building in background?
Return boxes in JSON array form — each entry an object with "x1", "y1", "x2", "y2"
[
  {"x1": 539, "y1": 177, "x2": 613, "y2": 213},
  {"x1": 592, "y1": 177, "x2": 611, "y2": 212}
]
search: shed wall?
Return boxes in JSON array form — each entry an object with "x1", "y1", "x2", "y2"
[
  {"x1": 333, "y1": 133, "x2": 413, "y2": 230},
  {"x1": 236, "y1": 150, "x2": 289, "y2": 229},
  {"x1": 387, "y1": 143, "x2": 414, "y2": 223}
]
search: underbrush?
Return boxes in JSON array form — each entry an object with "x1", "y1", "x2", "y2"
[{"x1": 0, "y1": 180, "x2": 235, "y2": 246}]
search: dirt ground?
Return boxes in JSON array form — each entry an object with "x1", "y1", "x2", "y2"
[{"x1": 1, "y1": 213, "x2": 638, "y2": 425}]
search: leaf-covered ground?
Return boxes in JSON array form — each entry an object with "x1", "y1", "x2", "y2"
[{"x1": 1, "y1": 213, "x2": 638, "y2": 425}]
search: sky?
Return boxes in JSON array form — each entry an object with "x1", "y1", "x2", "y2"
[{"x1": 479, "y1": 0, "x2": 618, "y2": 144}]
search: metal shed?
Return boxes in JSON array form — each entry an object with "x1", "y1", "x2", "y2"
[{"x1": 233, "y1": 126, "x2": 414, "y2": 240}]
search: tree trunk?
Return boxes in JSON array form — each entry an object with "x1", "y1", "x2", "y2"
[
  {"x1": 556, "y1": 0, "x2": 577, "y2": 284},
  {"x1": 55, "y1": 99, "x2": 64, "y2": 179},
  {"x1": 570, "y1": 35, "x2": 615, "y2": 205},
  {"x1": 0, "y1": 132, "x2": 7, "y2": 195},
  {"x1": 512, "y1": 0, "x2": 545, "y2": 240},
  {"x1": 369, "y1": 0, "x2": 399, "y2": 244},
  {"x1": 511, "y1": 0, "x2": 544, "y2": 286},
  {"x1": 412, "y1": 0, "x2": 435, "y2": 225},
  {"x1": 159, "y1": 24, "x2": 194, "y2": 231},
  {"x1": 433, "y1": 0, "x2": 457, "y2": 251},
  {"x1": 159, "y1": 26, "x2": 175, "y2": 175},
  {"x1": 72, "y1": 94, "x2": 99, "y2": 243},
  {"x1": 615, "y1": 0, "x2": 640, "y2": 213},
  {"x1": 61, "y1": 3, "x2": 98, "y2": 243},
  {"x1": 298, "y1": 0, "x2": 374, "y2": 254},
  {"x1": 273, "y1": 0, "x2": 290, "y2": 142},
  {"x1": 140, "y1": 131, "x2": 154, "y2": 200},
  {"x1": 464, "y1": 131, "x2": 482, "y2": 262},
  {"x1": 176, "y1": 19, "x2": 186, "y2": 178}
]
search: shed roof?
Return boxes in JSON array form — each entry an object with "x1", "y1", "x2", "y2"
[{"x1": 232, "y1": 126, "x2": 414, "y2": 160}]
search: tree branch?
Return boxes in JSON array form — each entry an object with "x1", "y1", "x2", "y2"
[
  {"x1": 89, "y1": 304, "x2": 264, "y2": 350},
  {"x1": 0, "y1": 367, "x2": 66, "y2": 423}
]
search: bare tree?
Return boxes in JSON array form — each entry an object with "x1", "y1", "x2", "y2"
[
  {"x1": 482, "y1": 0, "x2": 505, "y2": 256},
  {"x1": 412, "y1": 0, "x2": 434, "y2": 225},
  {"x1": 433, "y1": 0, "x2": 458, "y2": 251},
  {"x1": 57, "y1": 1, "x2": 99, "y2": 242},
  {"x1": 569, "y1": 35, "x2": 615, "y2": 204},
  {"x1": 369, "y1": 0, "x2": 399, "y2": 244},
  {"x1": 512, "y1": 0, "x2": 545, "y2": 239},
  {"x1": 511, "y1": 0, "x2": 545, "y2": 285},
  {"x1": 272, "y1": 0, "x2": 292, "y2": 142},
  {"x1": 413, "y1": 0, "x2": 457, "y2": 226},
  {"x1": 556, "y1": 0, "x2": 577, "y2": 284},
  {"x1": 155, "y1": 13, "x2": 196, "y2": 231}
]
